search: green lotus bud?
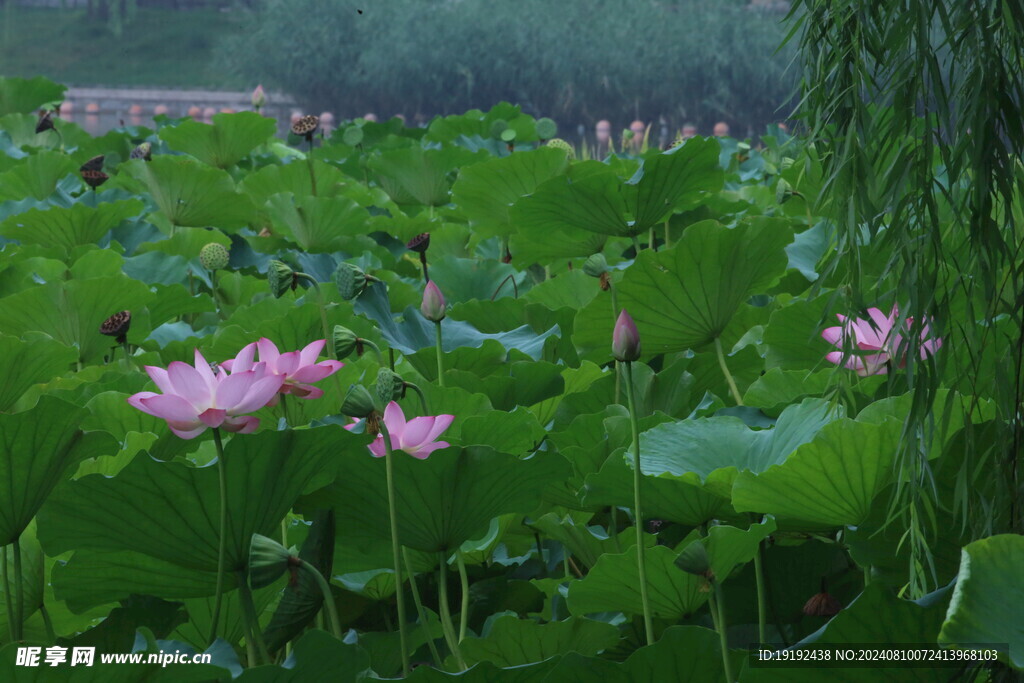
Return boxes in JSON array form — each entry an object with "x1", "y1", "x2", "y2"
[
  {"x1": 249, "y1": 533, "x2": 299, "y2": 589},
  {"x1": 199, "y1": 243, "x2": 230, "y2": 271},
  {"x1": 341, "y1": 384, "x2": 377, "y2": 418},
  {"x1": 545, "y1": 138, "x2": 576, "y2": 160},
  {"x1": 267, "y1": 260, "x2": 296, "y2": 298},
  {"x1": 334, "y1": 262, "x2": 368, "y2": 300},
  {"x1": 775, "y1": 178, "x2": 793, "y2": 205},
  {"x1": 674, "y1": 539, "x2": 711, "y2": 578},
  {"x1": 375, "y1": 367, "x2": 404, "y2": 406}
]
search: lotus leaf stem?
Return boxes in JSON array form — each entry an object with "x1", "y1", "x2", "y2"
[
  {"x1": 380, "y1": 422, "x2": 411, "y2": 676},
  {"x1": 207, "y1": 428, "x2": 228, "y2": 646},
  {"x1": 403, "y1": 549, "x2": 442, "y2": 668}
]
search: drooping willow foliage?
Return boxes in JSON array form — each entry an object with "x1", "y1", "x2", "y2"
[{"x1": 788, "y1": 1, "x2": 1024, "y2": 596}]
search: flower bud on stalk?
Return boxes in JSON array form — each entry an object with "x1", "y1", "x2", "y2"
[
  {"x1": 612, "y1": 310, "x2": 641, "y2": 362},
  {"x1": 420, "y1": 281, "x2": 446, "y2": 322},
  {"x1": 251, "y1": 84, "x2": 266, "y2": 112}
]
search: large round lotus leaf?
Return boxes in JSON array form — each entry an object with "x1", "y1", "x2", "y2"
[
  {"x1": 0, "y1": 332, "x2": 76, "y2": 412},
  {"x1": 731, "y1": 417, "x2": 903, "y2": 527},
  {"x1": 0, "y1": 151, "x2": 77, "y2": 202},
  {"x1": 116, "y1": 156, "x2": 256, "y2": 229},
  {"x1": 304, "y1": 446, "x2": 571, "y2": 553},
  {"x1": 460, "y1": 615, "x2": 619, "y2": 667},
  {"x1": 0, "y1": 199, "x2": 144, "y2": 253},
  {"x1": 0, "y1": 76, "x2": 65, "y2": 116},
  {"x1": 567, "y1": 544, "x2": 708, "y2": 620},
  {"x1": 158, "y1": 111, "x2": 276, "y2": 168},
  {"x1": 0, "y1": 396, "x2": 117, "y2": 545},
  {"x1": 939, "y1": 534, "x2": 1023, "y2": 669},
  {"x1": 573, "y1": 218, "x2": 793, "y2": 356}
]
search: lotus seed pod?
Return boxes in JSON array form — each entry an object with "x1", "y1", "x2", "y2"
[
  {"x1": 545, "y1": 138, "x2": 576, "y2": 160},
  {"x1": 199, "y1": 243, "x2": 230, "y2": 271},
  {"x1": 333, "y1": 325, "x2": 359, "y2": 360},
  {"x1": 341, "y1": 384, "x2": 377, "y2": 418},
  {"x1": 291, "y1": 114, "x2": 319, "y2": 139},
  {"x1": 35, "y1": 110, "x2": 54, "y2": 134},
  {"x1": 375, "y1": 367, "x2": 404, "y2": 406},
  {"x1": 80, "y1": 155, "x2": 104, "y2": 172},
  {"x1": 489, "y1": 118, "x2": 509, "y2": 138},
  {"x1": 406, "y1": 232, "x2": 430, "y2": 254},
  {"x1": 249, "y1": 533, "x2": 298, "y2": 589},
  {"x1": 81, "y1": 169, "x2": 109, "y2": 189},
  {"x1": 334, "y1": 262, "x2": 368, "y2": 300},
  {"x1": 267, "y1": 260, "x2": 296, "y2": 298},
  {"x1": 582, "y1": 253, "x2": 608, "y2": 278},
  {"x1": 535, "y1": 117, "x2": 558, "y2": 140},
  {"x1": 130, "y1": 142, "x2": 153, "y2": 161},
  {"x1": 99, "y1": 310, "x2": 131, "y2": 342},
  {"x1": 802, "y1": 591, "x2": 843, "y2": 617}
]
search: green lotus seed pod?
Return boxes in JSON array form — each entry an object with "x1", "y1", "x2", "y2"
[
  {"x1": 267, "y1": 260, "x2": 296, "y2": 298},
  {"x1": 333, "y1": 325, "x2": 359, "y2": 360},
  {"x1": 334, "y1": 262, "x2": 368, "y2": 300},
  {"x1": 375, "y1": 367, "x2": 404, "y2": 406},
  {"x1": 199, "y1": 243, "x2": 230, "y2": 271},
  {"x1": 249, "y1": 533, "x2": 298, "y2": 589},
  {"x1": 341, "y1": 384, "x2": 377, "y2": 417},
  {"x1": 582, "y1": 253, "x2": 609, "y2": 278},
  {"x1": 489, "y1": 118, "x2": 509, "y2": 138},
  {"x1": 535, "y1": 117, "x2": 558, "y2": 140},
  {"x1": 545, "y1": 138, "x2": 576, "y2": 160}
]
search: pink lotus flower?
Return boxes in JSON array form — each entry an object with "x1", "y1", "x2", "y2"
[
  {"x1": 128, "y1": 349, "x2": 284, "y2": 439},
  {"x1": 221, "y1": 338, "x2": 343, "y2": 404},
  {"x1": 346, "y1": 401, "x2": 454, "y2": 459},
  {"x1": 822, "y1": 305, "x2": 942, "y2": 376},
  {"x1": 252, "y1": 84, "x2": 266, "y2": 110}
]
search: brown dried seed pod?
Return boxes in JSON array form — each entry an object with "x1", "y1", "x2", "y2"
[
  {"x1": 81, "y1": 169, "x2": 109, "y2": 189},
  {"x1": 100, "y1": 310, "x2": 131, "y2": 341},
  {"x1": 80, "y1": 155, "x2": 105, "y2": 172},
  {"x1": 406, "y1": 232, "x2": 430, "y2": 254},
  {"x1": 290, "y1": 114, "x2": 320, "y2": 138}
]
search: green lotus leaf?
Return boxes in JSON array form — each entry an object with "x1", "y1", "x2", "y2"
[
  {"x1": 460, "y1": 615, "x2": 619, "y2": 667},
  {"x1": 0, "y1": 396, "x2": 118, "y2": 545},
  {"x1": 117, "y1": 156, "x2": 256, "y2": 229},
  {"x1": 305, "y1": 446, "x2": 571, "y2": 553},
  {"x1": 158, "y1": 112, "x2": 276, "y2": 168},
  {"x1": 0, "y1": 199, "x2": 144, "y2": 254},
  {"x1": 0, "y1": 151, "x2": 77, "y2": 201},
  {"x1": 0, "y1": 332, "x2": 76, "y2": 412},
  {"x1": 566, "y1": 544, "x2": 708, "y2": 620},
  {"x1": 938, "y1": 534, "x2": 1023, "y2": 669},
  {"x1": 731, "y1": 417, "x2": 903, "y2": 527},
  {"x1": 264, "y1": 192, "x2": 368, "y2": 253},
  {"x1": 0, "y1": 76, "x2": 65, "y2": 116},
  {"x1": 572, "y1": 219, "x2": 792, "y2": 356}
]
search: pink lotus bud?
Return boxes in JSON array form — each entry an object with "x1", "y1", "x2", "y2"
[
  {"x1": 252, "y1": 84, "x2": 266, "y2": 109},
  {"x1": 420, "y1": 281, "x2": 446, "y2": 322},
  {"x1": 612, "y1": 309, "x2": 641, "y2": 362}
]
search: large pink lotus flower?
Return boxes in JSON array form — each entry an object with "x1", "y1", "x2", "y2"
[
  {"x1": 221, "y1": 338, "x2": 343, "y2": 404},
  {"x1": 346, "y1": 401, "x2": 454, "y2": 459},
  {"x1": 822, "y1": 305, "x2": 942, "y2": 376},
  {"x1": 128, "y1": 349, "x2": 284, "y2": 439}
]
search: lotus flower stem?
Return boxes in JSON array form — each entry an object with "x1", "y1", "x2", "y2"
[
  {"x1": 711, "y1": 581, "x2": 735, "y2": 683},
  {"x1": 714, "y1": 337, "x2": 744, "y2": 406},
  {"x1": 664, "y1": 219, "x2": 671, "y2": 250},
  {"x1": 207, "y1": 428, "x2": 228, "y2": 646},
  {"x1": 609, "y1": 284, "x2": 622, "y2": 406},
  {"x1": 648, "y1": 227, "x2": 655, "y2": 250},
  {"x1": 434, "y1": 322, "x2": 445, "y2": 388},
  {"x1": 236, "y1": 570, "x2": 271, "y2": 665},
  {"x1": 380, "y1": 422, "x2": 411, "y2": 676},
  {"x1": 121, "y1": 340, "x2": 132, "y2": 366},
  {"x1": 306, "y1": 139, "x2": 317, "y2": 197},
  {"x1": 456, "y1": 552, "x2": 469, "y2": 642},
  {"x1": 296, "y1": 275, "x2": 344, "y2": 401},
  {"x1": 39, "y1": 603, "x2": 56, "y2": 643},
  {"x1": 1, "y1": 548, "x2": 14, "y2": 641},
  {"x1": 404, "y1": 381, "x2": 430, "y2": 415},
  {"x1": 279, "y1": 393, "x2": 290, "y2": 428},
  {"x1": 419, "y1": 252, "x2": 429, "y2": 283},
  {"x1": 403, "y1": 549, "x2": 443, "y2": 668},
  {"x1": 631, "y1": 235, "x2": 641, "y2": 254},
  {"x1": 298, "y1": 558, "x2": 343, "y2": 640},
  {"x1": 437, "y1": 553, "x2": 467, "y2": 670},
  {"x1": 753, "y1": 537, "x2": 767, "y2": 645},
  {"x1": 624, "y1": 361, "x2": 654, "y2": 646}
]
